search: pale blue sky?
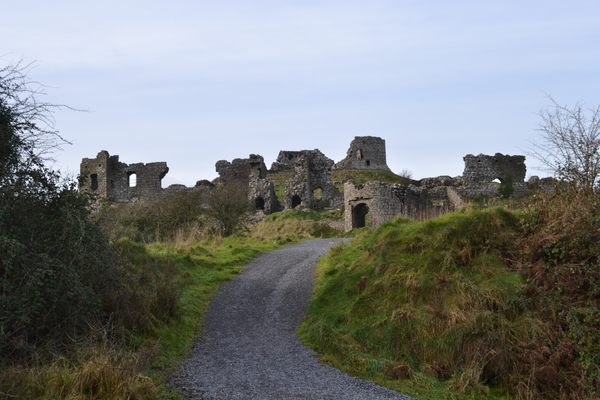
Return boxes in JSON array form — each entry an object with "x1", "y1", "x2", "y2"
[{"x1": 2, "y1": 1, "x2": 600, "y2": 185}]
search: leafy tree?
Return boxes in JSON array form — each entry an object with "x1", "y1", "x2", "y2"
[
  {"x1": 0, "y1": 63, "x2": 118, "y2": 359},
  {"x1": 205, "y1": 183, "x2": 251, "y2": 236}
]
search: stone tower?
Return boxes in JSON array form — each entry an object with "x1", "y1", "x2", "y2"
[{"x1": 334, "y1": 136, "x2": 390, "y2": 171}]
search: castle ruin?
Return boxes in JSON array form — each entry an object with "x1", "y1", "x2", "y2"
[
  {"x1": 80, "y1": 137, "x2": 545, "y2": 231},
  {"x1": 80, "y1": 151, "x2": 169, "y2": 202},
  {"x1": 215, "y1": 154, "x2": 277, "y2": 214},
  {"x1": 459, "y1": 153, "x2": 528, "y2": 197},
  {"x1": 343, "y1": 182, "x2": 463, "y2": 230},
  {"x1": 282, "y1": 150, "x2": 342, "y2": 210},
  {"x1": 334, "y1": 136, "x2": 390, "y2": 171}
]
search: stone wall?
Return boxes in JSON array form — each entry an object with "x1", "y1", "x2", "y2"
[
  {"x1": 270, "y1": 151, "x2": 306, "y2": 173},
  {"x1": 284, "y1": 150, "x2": 342, "y2": 209},
  {"x1": 216, "y1": 154, "x2": 276, "y2": 214},
  {"x1": 334, "y1": 136, "x2": 390, "y2": 171},
  {"x1": 343, "y1": 181, "x2": 460, "y2": 231},
  {"x1": 460, "y1": 153, "x2": 528, "y2": 197},
  {"x1": 80, "y1": 151, "x2": 169, "y2": 202},
  {"x1": 81, "y1": 145, "x2": 547, "y2": 221}
]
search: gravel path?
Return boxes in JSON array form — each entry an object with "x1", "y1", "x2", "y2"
[{"x1": 171, "y1": 238, "x2": 414, "y2": 400}]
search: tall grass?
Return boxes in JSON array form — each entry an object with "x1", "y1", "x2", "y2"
[
  {"x1": 0, "y1": 205, "x2": 344, "y2": 399},
  {"x1": 299, "y1": 207, "x2": 583, "y2": 399}
]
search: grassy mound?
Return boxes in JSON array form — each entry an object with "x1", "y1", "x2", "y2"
[
  {"x1": 299, "y1": 208, "x2": 553, "y2": 399},
  {"x1": 252, "y1": 209, "x2": 342, "y2": 240}
]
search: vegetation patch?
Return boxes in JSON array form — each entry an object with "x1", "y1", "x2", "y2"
[
  {"x1": 332, "y1": 169, "x2": 418, "y2": 186},
  {"x1": 300, "y1": 204, "x2": 600, "y2": 399},
  {"x1": 0, "y1": 195, "x2": 343, "y2": 399}
]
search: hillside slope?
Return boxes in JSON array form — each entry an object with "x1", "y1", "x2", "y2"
[{"x1": 299, "y1": 207, "x2": 589, "y2": 399}]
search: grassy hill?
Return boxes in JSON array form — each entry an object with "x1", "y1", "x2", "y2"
[{"x1": 299, "y1": 201, "x2": 600, "y2": 400}]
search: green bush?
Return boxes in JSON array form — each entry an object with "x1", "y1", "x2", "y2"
[
  {"x1": 0, "y1": 63, "x2": 181, "y2": 364},
  {"x1": 95, "y1": 190, "x2": 208, "y2": 242},
  {"x1": 0, "y1": 176, "x2": 120, "y2": 359}
]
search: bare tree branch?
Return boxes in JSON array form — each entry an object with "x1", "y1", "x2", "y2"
[
  {"x1": 0, "y1": 60, "x2": 73, "y2": 164},
  {"x1": 531, "y1": 96, "x2": 600, "y2": 192}
]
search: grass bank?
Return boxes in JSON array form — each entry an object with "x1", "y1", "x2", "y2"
[{"x1": 299, "y1": 207, "x2": 587, "y2": 399}]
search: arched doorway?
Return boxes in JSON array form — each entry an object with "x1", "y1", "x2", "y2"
[
  {"x1": 352, "y1": 203, "x2": 369, "y2": 228},
  {"x1": 255, "y1": 197, "x2": 265, "y2": 210},
  {"x1": 291, "y1": 195, "x2": 302, "y2": 208}
]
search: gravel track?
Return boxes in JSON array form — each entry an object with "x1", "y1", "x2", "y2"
[{"x1": 171, "y1": 238, "x2": 413, "y2": 400}]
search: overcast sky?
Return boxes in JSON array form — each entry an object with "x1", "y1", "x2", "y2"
[{"x1": 2, "y1": 1, "x2": 600, "y2": 185}]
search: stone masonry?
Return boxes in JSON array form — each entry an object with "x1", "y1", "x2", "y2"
[
  {"x1": 343, "y1": 181, "x2": 462, "y2": 231},
  {"x1": 81, "y1": 141, "x2": 546, "y2": 231},
  {"x1": 80, "y1": 151, "x2": 169, "y2": 202},
  {"x1": 459, "y1": 153, "x2": 527, "y2": 197},
  {"x1": 270, "y1": 151, "x2": 306, "y2": 173},
  {"x1": 215, "y1": 154, "x2": 277, "y2": 214},
  {"x1": 283, "y1": 150, "x2": 342, "y2": 209},
  {"x1": 334, "y1": 136, "x2": 390, "y2": 171}
]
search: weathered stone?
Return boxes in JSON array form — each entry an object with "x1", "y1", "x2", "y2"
[
  {"x1": 80, "y1": 150, "x2": 169, "y2": 202},
  {"x1": 334, "y1": 136, "x2": 390, "y2": 171},
  {"x1": 283, "y1": 150, "x2": 342, "y2": 209},
  {"x1": 343, "y1": 181, "x2": 461, "y2": 231},
  {"x1": 270, "y1": 151, "x2": 307, "y2": 172},
  {"x1": 216, "y1": 154, "x2": 276, "y2": 214},
  {"x1": 419, "y1": 176, "x2": 460, "y2": 189},
  {"x1": 459, "y1": 153, "x2": 528, "y2": 197},
  {"x1": 195, "y1": 179, "x2": 215, "y2": 188}
]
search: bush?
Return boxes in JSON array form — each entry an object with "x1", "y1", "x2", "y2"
[
  {"x1": 519, "y1": 190, "x2": 600, "y2": 397},
  {"x1": 0, "y1": 63, "x2": 181, "y2": 365},
  {"x1": 205, "y1": 183, "x2": 252, "y2": 236},
  {"x1": 95, "y1": 190, "x2": 208, "y2": 242},
  {"x1": 0, "y1": 176, "x2": 122, "y2": 359}
]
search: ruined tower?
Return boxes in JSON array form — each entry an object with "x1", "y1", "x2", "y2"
[
  {"x1": 80, "y1": 151, "x2": 168, "y2": 202},
  {"x1": 334, "y1": 136, "x2": 390, "y2": 171}
]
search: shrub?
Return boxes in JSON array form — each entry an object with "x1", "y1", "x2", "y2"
[{"x1": 95, "y1": 190, "x2": 208, "y2": 242}]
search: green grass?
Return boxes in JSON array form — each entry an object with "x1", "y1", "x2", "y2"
[
  {"x1": 130, "y1": 236, "x2": 280, "y2": 397},
  {"x1": 299, "y1": 208, "x2": 542, "y2": 400},
  {"x1": 0, "y1": 207, "x2": 345, "y2": 399},
  {"x1": 266, "y1": 171, "x2": 293, "y2": 200},
  {"x1": 332, "y1": 169, "x2": 418, "y2": 186},
  {"x1": 130, "y1": 210, "x2": 343, "y2": 396}
]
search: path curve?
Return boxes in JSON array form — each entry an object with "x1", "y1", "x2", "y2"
[{"x1": 171, "y1": 239, "x2": 413, "y2": 400}]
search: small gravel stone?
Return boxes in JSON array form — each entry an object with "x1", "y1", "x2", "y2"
[{"x1": 170, "y1": 239, "x2": 414, "y2": 400}]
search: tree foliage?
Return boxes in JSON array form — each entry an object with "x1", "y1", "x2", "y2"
[
  {"x1": 205, "y1": 183, "x2": 252, "y2": 236},
  {"x1": 534, "y1": 97, "x2": 600, "y2": 192},
  {"x1": 0, "y1": 63, "x2": 119, "y2": 360}
]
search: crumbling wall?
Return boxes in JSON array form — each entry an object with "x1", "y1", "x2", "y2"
[
  {"x1": 215, "y1": 154, "x2": 276, "y2": 213},
  {"x1": 343, "y1": 181, "x2": 459, "y2": 231},
  {"x1": 527, "y1": 176, "x2": 556, "y2": 194},
  {"x1": 80, "y1": 151, "x2": 168, "y2": 202},
  {"x1": 270, "y1": 151, "x2": 306, "y2": 173},
  {"x1": 215, "y1": 157, "x2": 253, "y2": 186},
  {"x1": 334, "y1": 136, "x2": 390, "y2": 171},
  {"x1": 284, "y1": 150, "x2": 342, "y2": 209},
  {"x1": 459, "y1": 153, "x2": 527, "y2": 197}
]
